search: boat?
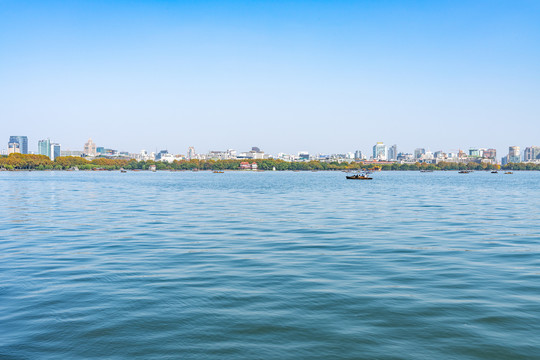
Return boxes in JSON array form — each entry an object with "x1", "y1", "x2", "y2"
[
  {"x1": 458, "y1": 170, "x2": 471, "y2": 174},
  {"x1": 346, "y1": 174, "x2": 373, "y2": 180},
  {"x1": 420, "y1": 170, "x2": 433, "y2": 172},
  {"x1": 491, "y1": 170, "x2": 498, "y2": 173},
  {"x1": 505, "y1": 171, "x2": 513, "y2": 174},
  {"x1": 120, "y1": 168, "x2": 127, "y2": 173},
  {"x1": 213, "y1": 170, "x2": 224, "y2": 173}
]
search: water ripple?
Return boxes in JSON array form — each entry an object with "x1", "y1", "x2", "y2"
[{"x1": 1, "y1": 171, "x2": 539, "y2": 359}]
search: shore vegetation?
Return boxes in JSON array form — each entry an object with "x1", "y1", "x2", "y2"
[{"x1": 1, "y1": 154, "x2": 538, "y2": 171}]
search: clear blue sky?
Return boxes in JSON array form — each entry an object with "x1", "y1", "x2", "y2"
[{"x1": 1, "y1": 0, "x2": 539, "y2": 156}]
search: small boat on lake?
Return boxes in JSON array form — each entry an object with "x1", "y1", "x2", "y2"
[
  {"x1": 213, "y1": 170, "x2": 224, "y2": 173},
  {"x1": 346, "y1": 174, "x2": 373, "y2": 180},
  {"x1": 505, "y1": 171, "x2": 513, "y2": 174},
  {"x1": 458, "y1": 170, "x2": 471, "y2": 174},
  {"x1": 491, "y1": 170, "x2": 498, "y2": 173}
]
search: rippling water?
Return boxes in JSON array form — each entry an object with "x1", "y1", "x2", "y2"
[{"x1": 1, "y1": 171, "x2": 539, "y2": 359}]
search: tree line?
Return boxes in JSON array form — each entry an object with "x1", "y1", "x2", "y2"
[{"x1": 1, "y1": 153, "x2": 539, "y2": 171}]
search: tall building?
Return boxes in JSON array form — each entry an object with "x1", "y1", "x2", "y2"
[
  {"x1": 84, "y1": 139, "x2": 97, "y2": 156},
  {"x1": 388, "y1": 145, "x2": 397, "y2": 161},
  {"x1": 38, "y1": 139, "x2": 51, "y2": 158},
  {"x1": 508, "y1": 146, "x2": 520, "y2": 163},
  {"x1": 373, "y1": 142, "x2": 388, "y2": 160},
  {"x1": 414, "y1": 148, "x2": 426, "y2": 159},
  {"x1": 9, "y1": 136, "x2": 28, "y2": 154},
  {"x1": 523, "y1": 146, "x2": 540, "y2": 162},
  {"x1": 187, "y1": 146, "x2": 196, "y2": 160},
  {"x1": 50, "y1": 143, "x2": 61, "y2": 161},
  {"x1": 8, "y1": 142, "x2": 20, "y2": 154},
  {"x1": 354, "y1": 150, "x2": 363, "y2": 160}
]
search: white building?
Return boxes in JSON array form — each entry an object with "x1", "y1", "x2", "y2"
[{"x1": 373, "y1": 142, "x2": 388, "y2": 161}]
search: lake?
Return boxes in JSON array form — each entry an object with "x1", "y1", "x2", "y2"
[{"x1": 1, "y1": 171, "x2": 539, "y2": 359}]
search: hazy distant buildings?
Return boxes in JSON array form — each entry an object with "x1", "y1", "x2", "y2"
[
  {"x1": 388, "y1": 145, "x2": 397, "y2": 161},
  {"x1": 523, "y1": 146, "x2": 540, "y2": 162},
  {"x1": 50, "y1": 143, "x2": 61, "y2": 161},
  {"x1": 155, "y1": 150, "x2": 168, "y2": 161},
  {"x1": 502, "y1": 146, "x2": 521, "y2": 165},
  {"x1": 373, "y1": 142, "x2": 388, "y2": 161},
  {"x1": 483, "y1": 149, "x2": 497, "y2": 160},
  {"x1": 38, "y1": 139, "x2": 51, "y2": 158},
  {"x1": 397, "y1": 152, "x2": 413, "y2": 161},
  {"x1": 508, "y1": 146, "x2": 520, "y2": 163},
  {"x1": 469, "y1": 148, "x2": 482, "y2": 157},
  {"x1": 8, "y1": 142, "x2": 20, "y2": 154},
  {"x1": 434, "y1": 151, "x2": 445, "y2": 159},
  {"x1": 298, "y1": 151, "x2": 309, "y2": 161},
  {"x1": 61, "y1": 150, "x2": 83, "y2": 157},
  {"x1": 187, "y1": 146, "x2": 196, "y2": 160},
  {"x1": 354, "y1": 150, "x2": 365, "y2": 161},
  {"x1": 84, "y1": 139, "x2": 97, "y2": 156},
  {"x1": 9, "y1": 136, "x2": 28, "y2": 154},
  {"x1": 414, "y1": 148, "x2": 425, "y2": 159},
  {"x1": 36, "y1": 139, "x2": 60, "y2": 159}
]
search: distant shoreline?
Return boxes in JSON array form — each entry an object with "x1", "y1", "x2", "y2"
[{"x1": 1, "y1": 154, "x2": 538, "y2": 171}]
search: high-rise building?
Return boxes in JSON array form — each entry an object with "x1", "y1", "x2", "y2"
[
  {"x1": 354, "y1": 150, "x2": 364, "y2": 160},
  {"x1": 388, "y1": 145, "x2": 397, "y2": 161},
  {"x1": 523, "y1": 146, "x2": 540, "y2": 162},
  {"x1": 8, "y1": 142, "x2": 20, "y2": 154},
  {"x1": 373, "y1": 142, "x2": 388, "y2": 160},
  {"x1": 50, "y1": 143, "x2": 61, "y2": 161},
  {"x1": 84, "y1": 139, "x2": 97, "y2": 156},
  {"x1": 187, "y1": 146, "x2": 196, "y2": 160},
  {"x1": 508, "y1": 146, "x2": 520, "y2": 163},
  {"x1": 38, "y1": 139, "x2": 51, "y2": 158},
  {"x1": 533, "y1": 147, "x2": 540, "y2": 161},
  {"x1": 414, "y1": 148, "x2": 425, "y2": 159},
  {"x1": 9, "y1": 136, "x2": 28, "y2": 154}
]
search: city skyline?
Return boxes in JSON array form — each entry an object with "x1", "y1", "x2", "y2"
[
  {"x1": 4, "y1": 134, "x2": 539, "y2": 165},
  {"x1": 1, "y1": 1, "x2": 539, "y2": 155}
]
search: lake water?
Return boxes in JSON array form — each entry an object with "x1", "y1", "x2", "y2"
[{"x1": 1, "y1": 171, "x2": 539, "y2": 359}]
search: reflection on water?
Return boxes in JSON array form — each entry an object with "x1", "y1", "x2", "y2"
[{"x1": 1, "y1": 171, "x2": 539, "y2": 359}]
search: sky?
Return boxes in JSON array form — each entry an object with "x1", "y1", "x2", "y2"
[{"x1": 1, "y1": 0, "x2": 539, "y2": 156}]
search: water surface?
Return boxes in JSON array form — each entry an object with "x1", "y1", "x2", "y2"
[{"x1": 1, "y1": 171, "x2": 539, "y2": 359}]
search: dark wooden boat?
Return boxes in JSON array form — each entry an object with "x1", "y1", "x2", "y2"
[{"x1": 346, "y1": 174, "x2": 372, "y2": 180}]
